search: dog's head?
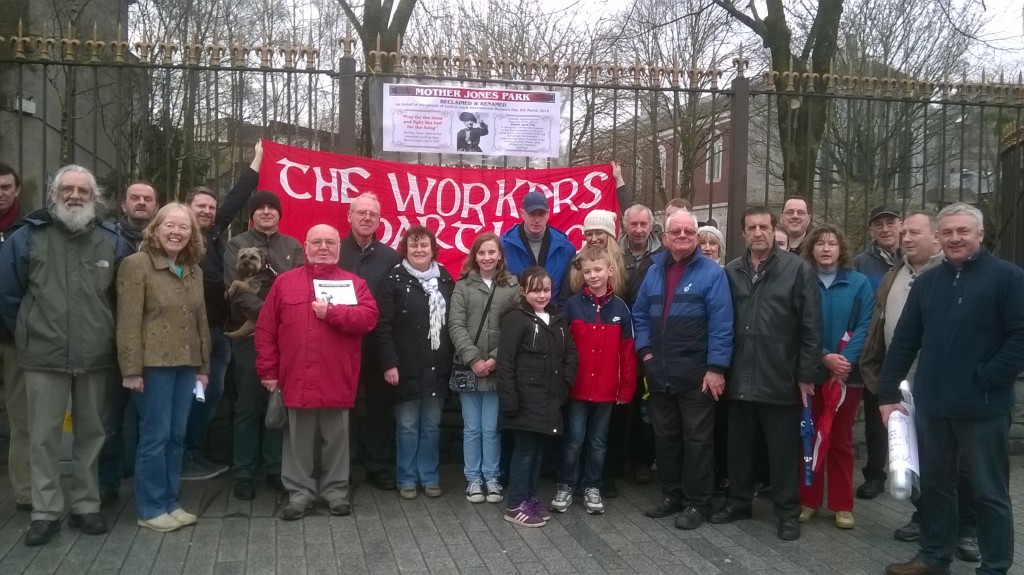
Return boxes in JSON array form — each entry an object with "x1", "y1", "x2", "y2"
[{"x1": 236, "y1": 247, "x2": 265, "y2": 279}]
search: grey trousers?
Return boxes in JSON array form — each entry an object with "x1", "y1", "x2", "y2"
[
  {"x1": 25, "y1": 370, "x2": 107, "y2": 520},
  {"x1": 2, "y1": 342, "x2": 30, "y2": 505},
  {"x1": 282, "y1": 408, "x2": 350, "y2": 507}
]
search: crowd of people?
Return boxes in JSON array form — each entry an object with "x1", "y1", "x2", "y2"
[{"x1": 0, "y1": 155, "x2": 1021, "y2": 575}]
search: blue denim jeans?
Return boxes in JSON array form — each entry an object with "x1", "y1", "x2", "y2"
[
  {"x1": 460, "y1": 391, "x2": 500, "y2": 483},
  {"x1": 506, "y1": 430, "x2": 545, "y2": 508},
  {"x1": 917, "y1": 414, "x2": 1013, "y2": 574},
  {"x1": 394, "y1": 397, "x2": 443, "y2": 489},
  {"x1": 559, "y1": 400, "x2": 613, "y2": 489},
  {"x1": 184, "y1": 327, "x2": 230, "y2": 452},
  {"x1": 133, "y1": 366, "x2": 196, "y2": 520}
]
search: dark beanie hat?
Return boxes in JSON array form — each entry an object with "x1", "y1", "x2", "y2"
[{"x1": 250, "y1": 190, "x2": 282, "y2": 219}]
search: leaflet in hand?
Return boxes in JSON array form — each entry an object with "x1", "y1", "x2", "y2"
[{"x1": 313, "y1": 279, "x2": 357, "y2": 305}]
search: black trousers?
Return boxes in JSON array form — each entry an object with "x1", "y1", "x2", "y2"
[
  {"x1": 861, "y1": 387, "x2": 888, "y2": 481},
  {"x1": 602, "y1": 403, "x2": 631, "y2": 479},
  {"x1": 357, "y1": 355, "x2": 394, "y2": 474},
  {"x1": 916, "y1": 415, "x2": 1013, "y2": 572},
  {"x1": 725, "y1": 399, "x2": 802, "y2": 520},
  {"x1": 648, "y1": 388, "x2": 716, "y2": 512}
]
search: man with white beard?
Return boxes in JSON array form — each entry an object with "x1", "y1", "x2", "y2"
[{"x1": 0, "y1": 165, "x2": 133, "y2": 546}]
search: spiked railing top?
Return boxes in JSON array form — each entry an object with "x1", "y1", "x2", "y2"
[{"x1": 0, "y1": 21, "x2": 1020, "y2": 103}]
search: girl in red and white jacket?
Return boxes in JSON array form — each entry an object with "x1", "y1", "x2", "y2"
[{"x1": 550, "y1": 246, "x2": 637, "y2": 515}]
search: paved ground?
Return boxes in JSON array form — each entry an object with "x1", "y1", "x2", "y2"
[{"x1": 0, "y1": 460, "x2": 1022, "y2": 575}]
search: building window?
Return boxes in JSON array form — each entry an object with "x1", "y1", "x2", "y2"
[{"x1": 706, "y1": 131, "x2": 723, "y2": 183}]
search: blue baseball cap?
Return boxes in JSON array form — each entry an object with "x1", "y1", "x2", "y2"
[{"x1": 522, "y1": 190, "x2": 548, "y2": 214}]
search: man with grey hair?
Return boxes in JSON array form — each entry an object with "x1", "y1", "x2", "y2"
[
  {"x1": 879, "y1": 202, "x2": 1024, "y2": 575},
  {"x1": 0, "y1": 165, "x2": 133, "y2": 546},
  {"x1": 634, "y1": 208, "x2": 733, "y2": 529}
]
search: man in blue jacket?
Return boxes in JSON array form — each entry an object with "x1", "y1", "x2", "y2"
[
  {"x1": 879, "y1": 202, "x2": 1024, "y2": 575},
  {"x1": 500, "y1": 190, "x2": 575, "y2": 303},
  {"x1": 633, "y1": 210, "x2": 733, "y2": 530}
]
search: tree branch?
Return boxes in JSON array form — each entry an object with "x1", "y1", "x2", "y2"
[
  {"x1": 335, "y1": 0, "x2": 364, "y2": 36},
  {"x1": 389, "y1": 0, "x2": 418, "y2": 35},
  {"x1": 710, "y1": 0, "x2": 767, "y2": 39}
]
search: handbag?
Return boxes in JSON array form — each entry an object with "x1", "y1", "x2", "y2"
[
  {"x1": 449, "y1": 286, "x2": 496, "y2": 392},
  {"x1": 265, "y1": 389, "x2": 287, "y2": 429}
]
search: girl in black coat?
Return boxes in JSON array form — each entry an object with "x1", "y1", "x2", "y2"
[
  {"x1": 497, "y1": 267, "x2": 578, "y2": 527},
  {"x1": 375, "y1": 226, "x2": 454, "y2": 500}
]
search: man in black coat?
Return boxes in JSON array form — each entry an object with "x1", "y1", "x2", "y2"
[
  {"x1": 339, "y1": 193, "x2": 401, "y2": 491},
  {"x1": 178, "y1": 142, "x2": 265, "y2": 481},
  {"x1": 709, "y1": 205, "x2": 822, "y2": 542}
]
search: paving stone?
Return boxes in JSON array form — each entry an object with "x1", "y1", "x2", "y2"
[{"x1": 0, "y1": 460, "x2": 1020, "y2": 574}]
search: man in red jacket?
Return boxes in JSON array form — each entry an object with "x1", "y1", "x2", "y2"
[{"x1": 255, "y1": 224, "x2": 379, "y2": 520}]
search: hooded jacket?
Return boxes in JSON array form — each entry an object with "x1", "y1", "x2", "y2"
[
  {"x1": 448, "y1": 270, "x2": 520, "y2": 393},
  {"x1": 374, "y1": 262, "x2": 455, "y2": 403},
  {"x1": 500, "y1": 224, "x2": 576, "y2": 303},
  {"x1": 724, "y1": 246, "x2": 823, "y2": 405},
  {"x1": 878, "y1": 249, "x2": 1024, "y2": 419},
  {"x1": 0, "y1": 202, "x2": 27, "y2": 343},
  {"x1": 565, "y1": 287, "x2": 637, "y2": 403},
  {"x1": 255, "y1": 262, "x2": 379, "y2": 409},
  {"x1": 0, "y1": 208, "x2": 133, "y2": 373},
  {"x1": 497, "y1": 306, "x2": 578, "y2": 435}
]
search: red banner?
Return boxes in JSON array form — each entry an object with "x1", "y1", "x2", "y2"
[{"x1": 257, "y1": 140, "x2": 619, "y2": 272}]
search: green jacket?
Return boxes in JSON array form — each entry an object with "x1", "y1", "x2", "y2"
[
  {"x1": 116, "y1": 251, "x2": 211, "y2": 376},
  {"x1": 0, "y1": 208, "x2": 133, "y2": 373},
  {"x1": 447, "y1": 271, "x2": 519, "y2": 392},
  {"x1": 224, "y1": 228, "x2": 304, "y2": 330}
]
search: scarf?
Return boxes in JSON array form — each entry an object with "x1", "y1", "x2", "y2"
[
  {"x1": 403, "y1": 260, "x2": 446, "y2": 350},
  {"x1": 873, "y1": 242, "x2": 896, "y2": 267},
  {"x1": 0, "y1": 199, "x2": 20, "y2": 236}
]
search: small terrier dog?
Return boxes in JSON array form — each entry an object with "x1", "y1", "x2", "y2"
[{"x1": 225, "y1": 247, "x2": 274, "y2": 339}]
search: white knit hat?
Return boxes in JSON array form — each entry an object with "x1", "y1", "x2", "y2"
[
  {"x1": 697, "y1": 225, "x2": 725, "y2": 249},
  {"x1": 584, "y1": 209, "x2": 617, "y2": 237}
]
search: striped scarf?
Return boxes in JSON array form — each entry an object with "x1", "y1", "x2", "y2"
[{"x1": 402, "y1": 260, "x2": 446, "y2": 350}]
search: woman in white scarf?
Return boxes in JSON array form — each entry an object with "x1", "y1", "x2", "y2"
[{"x1": 374, "y1": 226, "x2": 456, "y2": 500}]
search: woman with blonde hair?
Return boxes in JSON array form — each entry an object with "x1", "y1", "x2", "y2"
[
  {"x1": 697, "y1": 225, "x2": 726, "y2": 266},
  {"x1": 561, "y1": 210, "x2": 626, "y2": 306},
  {"x1": 117, "y1": 203, "x2": 210, "y2": 532}
]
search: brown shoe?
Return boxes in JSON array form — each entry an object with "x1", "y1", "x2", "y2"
[{"x1": 884, "y1": 556, "x2": 950, "y2": 575}]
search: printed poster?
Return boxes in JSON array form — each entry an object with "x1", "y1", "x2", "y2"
[{"x1": 382, "y1": 84, "x2": 562, "y2": 159}]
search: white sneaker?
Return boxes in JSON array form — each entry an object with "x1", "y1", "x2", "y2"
[
  {"x1": 550, "y1": 484, "x2": 573, "y2": 513},
  {"x1": 170, "y1": 508, "x2": 197, "y2": 526},
  {"x1": 465, "y1": 480, "x2": 485, "y2": 503},
  {"x1": 485, "y1": 478, "x2": 504, "y2": 503},
  {"x1": 584, "y1": 487, "x2": 604, "y2": 514},
  {"x1": 138, "y1": 513, "x2": 181, "y2": 532}
]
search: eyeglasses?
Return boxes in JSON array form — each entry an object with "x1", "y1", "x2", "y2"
[
  {"x1": 351, "y1": 209, "x2": 380, "y2": 219},
  {"x1": 308, "y1": 239, "x2": 340, "y2": 247},
  {"x1": 665, "y1": 228, "x2": 697, "y2": 237},
  {"x1": 782, "y1": 209, "x2": 808, "y2": 217}
]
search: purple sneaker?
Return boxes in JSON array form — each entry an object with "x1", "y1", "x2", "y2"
[
  {"x1": 504, "y1": 502, "x2": 547, "y2": 527},
  {"x1": 527, "y1": 496, "x2": 552, "y2": 521}
]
